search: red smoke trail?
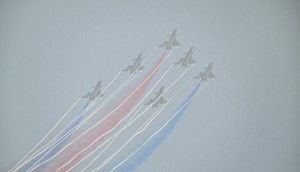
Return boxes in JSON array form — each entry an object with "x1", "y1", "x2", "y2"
[{"x1": 44, "y1": 51, "x2": 166, "y2": 172}]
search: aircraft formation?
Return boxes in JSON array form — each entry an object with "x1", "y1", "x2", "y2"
[{"x1": 10, "y1": 29, "x2": 215, "y2": 172}]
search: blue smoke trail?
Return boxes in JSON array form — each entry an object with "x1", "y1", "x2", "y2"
[
  {"x1": 110, "y1": 81, "x2": 201, "y2": 172},
  {"x1": 18, "y1": 102, "x2": 90, "y2": 172}
]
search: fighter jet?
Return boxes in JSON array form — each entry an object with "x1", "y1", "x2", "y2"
[
  {"x1": 123, "y1": 53, "x2": 145, "y2": 74},
  {"x1": 158, "y1": 29, "x2": 180, "y2": 50},
  {"x1": 174, "y1": 46, "x2": 196, "y2": 67},
  {"x1": 82, "y1": 81, "x2": 104, "y2": 101},
  {"x1": 144, "y1": 86, "x2": 167, "y2": 107},
  {"x1": 193, "y1": 62, "x2": 216, "y2": 81}
]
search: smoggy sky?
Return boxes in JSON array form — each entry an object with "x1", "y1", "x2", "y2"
[{"x1": 1, "y1": 0, "x2": 300, "y2": 171}]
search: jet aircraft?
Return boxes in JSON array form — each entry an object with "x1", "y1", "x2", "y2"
[
  {"x1": 174, "y1": 46, "x2": 196, "y2": 67},
  {"x1": 193, "y1": 62, "x2": 216, "y2": 81},
  {"x1": 82, "y1": 81, "x2": 104, "y2": 101},
  {"x1": 144, "y1": 86, "x2": 167, "y2": 107},
  {"x1": 158, "y1": 29, "x2": 180, "y2": 50},
  {"x1": 123, "y1": 53, "x2": 145, "y2": 74}
]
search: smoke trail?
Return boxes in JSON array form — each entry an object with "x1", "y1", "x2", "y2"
[
  {"x1": 42, "y1": 51, "x2": 167, "y2": 172},
  {"x1": 91, "y1": 68, "x2": 192, "y2": 172},
  {"x1": 66, "y1": 64, "x2": 176, "y2": 171},
  {"x1": 24, "y1": 99, "x2": 98, "y2": 170},
  {"x1": 69, "y1": 66, "x2": 190, "y2": 172},
  {"x1": 10, "y1": 98, "x2": 82, "y2": 172},
  {"x1": 17, "y1": 102, "x2": 89, "y2": 172},
  {"x1": 110, "y1": 81, "x2": 201, "y2": 172}
]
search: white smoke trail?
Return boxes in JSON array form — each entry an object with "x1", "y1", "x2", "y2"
[
  {"x1": 92, "y1": 79, "x2": 191, "y2": 172},
  {"x1": 67, "y1": 66, "x2": 191, "y2": 171},
  {"x1": 9, "y1": 98, "x2": 81, "y2": 172},
  {"x1": 63, "y1": 64, "x2": 177, "y2": 171},
  {"x1": 30, "y1": 48, "x2": 165, "y2": 171},
  {"x1": 109, "y1": 82, "x2": 210, "y2": 172}
]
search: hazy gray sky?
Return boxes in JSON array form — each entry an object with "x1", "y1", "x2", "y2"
[{"x1": 1, "y1": 0, "x2": 300, "y2": 171}]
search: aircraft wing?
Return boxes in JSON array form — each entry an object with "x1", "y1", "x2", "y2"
[
  {"x1": 128, "y1": 64, "x2": 144, "y2": 74},
  {"x1": 94, "y1": 89, "x2": 101, "y2": 95},
  {"x1": 122, "y1": 65, "x2": 133, "y2": 72},
  {"x1": 144, "y1": 98, "x2": 154, "y2": 105},
  {"x1": 174, "y1": 58, "x2": 183, "y2": 65},
  {"x1": 96, "y1": 92, "x2": 104, "y2": 98},
  {"x1": 158, "y1": 41, "x2": 168, "y2": 48},
  {"x1": 138, "y1": 65, "x2": 145, "y2": 71},
  {"x1": 173, "y1": 39, "x2": 180, "y2": 46},
  {"x1": 193, "y1": 74, "x2": 201, "y2": 79},
  {"x1": 82, "y1": 92, "x2": 92, "y2": 98},
  {"x1": 157, "y1": 97, "x2": 167, "y2": 104},
  {"x1": 208, "y1": 71, "x2": 216, "y2": 78},
  {"x1": 189, "y1": 57, "x2": 196, "y2": 64}
]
